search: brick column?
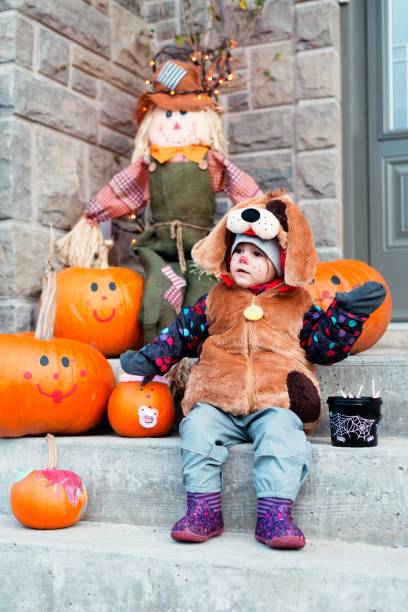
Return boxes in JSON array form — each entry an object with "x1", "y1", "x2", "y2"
[
  {"x1": 0, "y1": 0, "x2": 151, "y2": 332},
  {"x1": 294, "y1": 0, "x2": 342, "y2": 261}
]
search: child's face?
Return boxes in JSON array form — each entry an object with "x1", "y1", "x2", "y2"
[{"x1": 230, "y1": 242, "x2": 277, "y2": 288}]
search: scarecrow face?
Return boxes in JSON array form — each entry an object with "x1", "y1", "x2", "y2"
[{"x1": 148, "y1": 107, "x2": 209, "y2": 148}]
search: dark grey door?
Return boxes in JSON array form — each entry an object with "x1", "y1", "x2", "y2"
[{"x1": 367, "y1": 0, "x2": 408, "y2": 320}]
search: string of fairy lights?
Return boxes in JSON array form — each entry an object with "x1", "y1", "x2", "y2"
[{"x1": 144, "y1": 41, "x2": 237, "y2": 101}]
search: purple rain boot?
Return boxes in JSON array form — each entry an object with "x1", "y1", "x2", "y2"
[
  {"x1": 171, "y1": 492, "x2": 224, "y2": 543},
  {"x1": 255, "y1": 497, "x2": 306, "y2": 549}
]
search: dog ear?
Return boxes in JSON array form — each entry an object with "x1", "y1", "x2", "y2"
[
  {"x1": 266, "y1": 199, "x2": 288, "y2": 232},
  {"x1": 191, "y1": 218, "x2": 230, "y2": 277},
  {"x1": 282, "y1": 197, "x2": 317, "y2": 286}
]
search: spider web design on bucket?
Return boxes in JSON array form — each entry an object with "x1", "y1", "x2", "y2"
[{"x1": 329, "y1": 412, "x2": 376, "y2": 443}]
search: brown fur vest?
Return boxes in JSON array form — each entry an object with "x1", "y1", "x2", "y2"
[{"x1": 182, "y1": 282, "x2": 321, "y2": 431}]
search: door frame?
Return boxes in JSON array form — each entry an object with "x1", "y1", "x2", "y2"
[{"x1": 341, "y1": 0, "x2": 370, "y2": 262}]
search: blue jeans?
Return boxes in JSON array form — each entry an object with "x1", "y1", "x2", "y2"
[{"x1": 179, "y1": 402, "x2": 312, "y2": 501}]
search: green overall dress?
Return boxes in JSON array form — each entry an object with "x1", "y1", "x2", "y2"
[{"x1": 135, "y1": 158, "x2": 218, "y2": 342}]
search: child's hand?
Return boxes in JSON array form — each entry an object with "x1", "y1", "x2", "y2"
[
  {"x1": 119, "y1": 350, "x2": 159, "y2": 377},
  {"x1": 335, "y1": 281, "x2": 386, "y2": 316}
]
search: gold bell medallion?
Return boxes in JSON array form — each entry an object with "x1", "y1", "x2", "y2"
[{"x1": 243, "y1": 304, "x2": 264, "y2": 321}]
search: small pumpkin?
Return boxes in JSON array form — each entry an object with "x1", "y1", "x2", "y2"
[
  {"x1": 108, "y1": 378, "x2": 175, "y2": 437},
  {"x1": 54, "y1": 266, "x2": 144, "y2": 357},
  {"x1": 0, "y1": 251, "x2": 115, "y2": 437},
  {"x1": 10, "y1": 434, "x2": 87, "y2": 529},
  {"x1": 306, "y1": 259, "x2": 392, "y2": 353}
]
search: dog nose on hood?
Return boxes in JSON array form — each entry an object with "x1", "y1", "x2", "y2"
[{"x1": 241, "y1": 208, "x2": 260, "y2": 223}]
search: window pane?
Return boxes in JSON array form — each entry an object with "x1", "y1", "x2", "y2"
[{"x1": 389, "y1": 0, "x2": 408, "y2": 129}]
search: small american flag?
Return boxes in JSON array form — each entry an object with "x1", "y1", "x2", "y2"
[{"x1": 156, "y1": 62, "x2": 187, "y2": 91}]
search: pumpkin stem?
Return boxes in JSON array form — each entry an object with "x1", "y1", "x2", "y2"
[
  {"x1": 46, "y1": 433, "x2": 58, "y2": 469},
  {"x1": 35, "y1": 226, "x2": 60, "y2": 340},
  {"x1": 56, "y1": 217, "x2": 112, "y2": 269}
]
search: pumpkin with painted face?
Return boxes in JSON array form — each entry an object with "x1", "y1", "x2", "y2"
[
  {"x1": 10, "y1": 434, "x2": 88, "y2": 529},
  {"x1": 54, "y1": 267, "x2": 144, "y2": 357},
  {"x1": 306, "y1": 260, "x2": 392, "y2": 353},
  {"x1": 108, "y1": 379, "x2": 175, "y2": 437},
  {"x1": 0, "y1": 333, "x2": 115, "y2": 437}
]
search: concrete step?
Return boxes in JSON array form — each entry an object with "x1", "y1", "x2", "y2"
[
  {"x1": 0, "y1": 517, "x2": 407, "y2": 612},
  {"x1": 374, "y1": 322, "x2": 408, "y2": 351},
  {"x1": 110, "y1": 354, "x2": 408, "y2": 437},
  {"x1": 1, "y1": 436, "x2": 407, "y2": 546}
]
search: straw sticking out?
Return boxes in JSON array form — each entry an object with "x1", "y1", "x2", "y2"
[{"x1": 56, "y1": 217, "x2": 111, "y2": 269}]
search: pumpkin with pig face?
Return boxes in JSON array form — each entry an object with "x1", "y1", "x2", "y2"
[
  {"x1": 54, "y1": 267, "x2": 144, "y2": 357},
  {"x1": 108, "y1": 378, "x2": 175, "y2": 437}
]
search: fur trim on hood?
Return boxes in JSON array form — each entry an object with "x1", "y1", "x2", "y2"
[{"x1": 191, "y1": 190, "x2": 317, "y2": 287}]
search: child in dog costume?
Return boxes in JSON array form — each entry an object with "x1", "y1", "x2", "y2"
[{"x1": 120, "y1": 190, "x2": 386, "y2": 549}]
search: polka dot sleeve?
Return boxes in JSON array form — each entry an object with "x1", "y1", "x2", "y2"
[
  {"x1": 300, "y1": 298, "x2": 368, "y2": 365},
  {"x1": 140, "y1": 294, "x2": 209, "y2": 375}
]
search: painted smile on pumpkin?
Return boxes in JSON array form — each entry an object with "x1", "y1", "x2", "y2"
[
  {"x1": 92, "y1": 308, "x2": 116, "y2": 323},
  {"x1": 36, "y1": 383, "x2": 78, "y2": 404}
]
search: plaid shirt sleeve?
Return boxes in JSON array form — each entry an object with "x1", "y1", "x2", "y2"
[
  {"x1": 300, "y1": 299, "x2": 368, "y2": 365},
  {"x1": 208, "y1": 150, "x2": 263, "y2": 204},
  {"x1": 85, "y1": 156, "x2": 149, "y2": 222}
]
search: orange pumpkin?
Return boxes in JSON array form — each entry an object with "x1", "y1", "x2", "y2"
[
  {"x1": 54, "y1": 267, "x2": 144, "y2": 357},
  {"x1": 306, "y1": 259, "x2": 392, "y2": 353},
  {"x1": 0, "y1": 334, "x2": 115, "y2": 437},
  {"x1": 108, "y1": 380, "x2": 176, "y2": 437},
  {"x1": 11, "y1": 434, "x2": 88, "y2": 529}
]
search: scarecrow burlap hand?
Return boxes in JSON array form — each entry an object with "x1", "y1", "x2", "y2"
[{"x1": 335, "y1": 281, "x2": 387, "y2": 316}]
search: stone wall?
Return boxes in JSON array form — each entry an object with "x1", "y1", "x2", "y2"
[
  {"x1": 0, "y1": 0, "x2": 343, "y2": 333},
  {"x1": 0, "y1": 0, "x2": 150, "y2": 331},
  {"x1": 147, "y1": 0, "x2": 343, "y2": 253}
]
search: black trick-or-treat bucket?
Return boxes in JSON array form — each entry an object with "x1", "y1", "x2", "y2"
[{"x1": 327, "y1": 396, "x2": 382, "y2": 448}]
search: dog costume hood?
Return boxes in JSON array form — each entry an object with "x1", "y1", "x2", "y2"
[{"x1": 191, "y1": 190, "x2": 317, "y2": 287}]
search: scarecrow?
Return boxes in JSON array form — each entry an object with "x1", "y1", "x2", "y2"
[{"x1": 59, "y1": 45, "x2": 262, "y2": 342}]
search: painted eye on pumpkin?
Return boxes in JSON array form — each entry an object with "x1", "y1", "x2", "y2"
[
  {"x1": 165, "y1": 111, "x2": 172, "y2": 118},
  {"x1": 109, "y1": 282, "x2": 117, "y2": 291},
  {"x1": 40, "y1": 355, "x2": 49, "y2": 367},
  {"x1": 61, "y1": 357, "x2": 70, "y2": 368},
  {"x1": 331, "y1": 276, "x2": 341, "y2": 285},
  {"x1": 90, "y1": 282, "x2": 98, "y2": 292}
]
